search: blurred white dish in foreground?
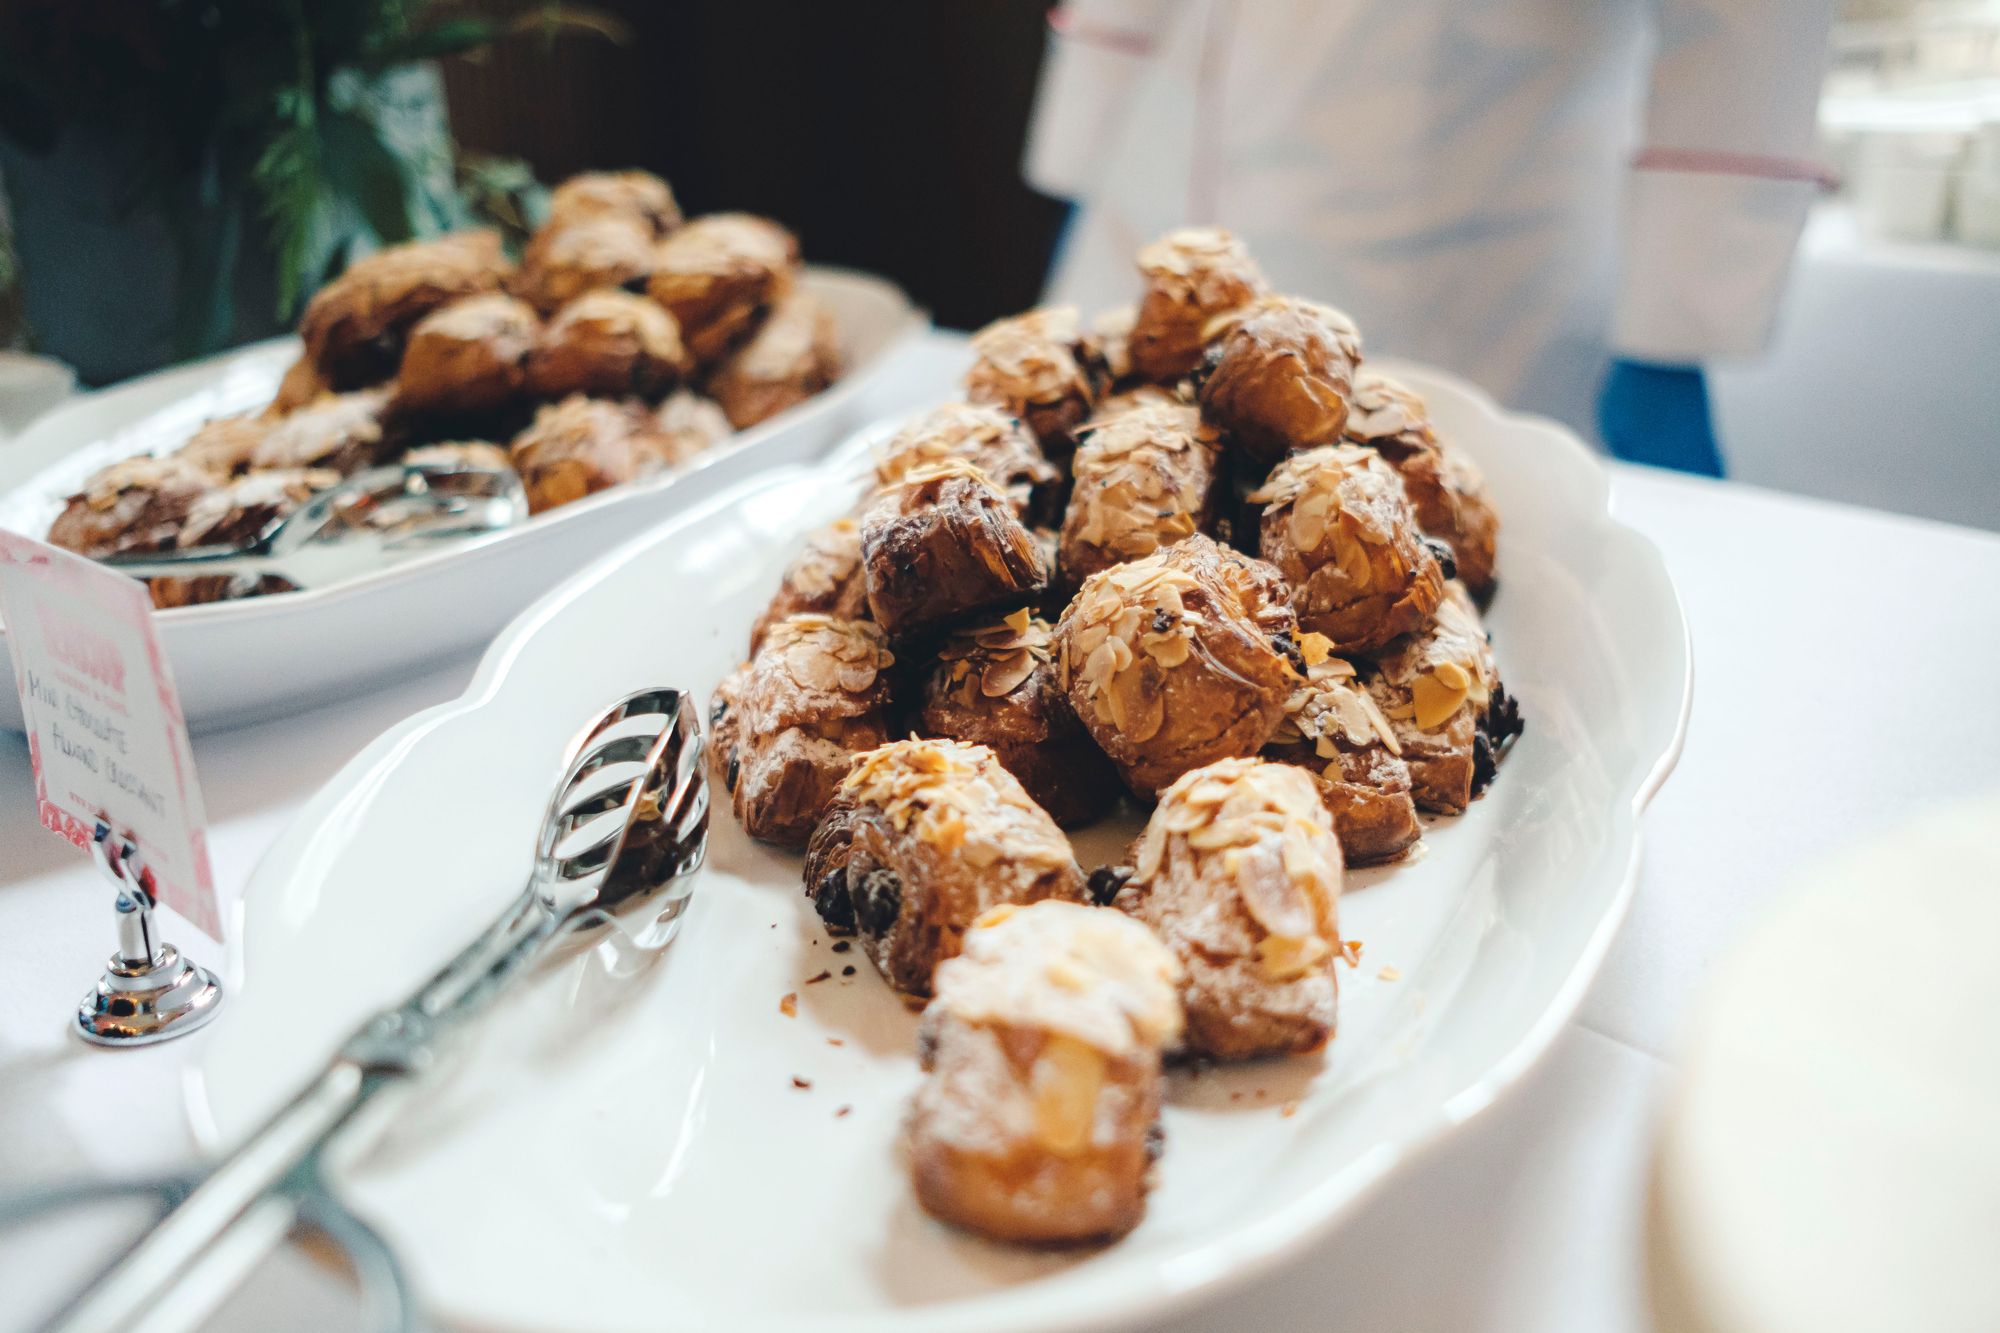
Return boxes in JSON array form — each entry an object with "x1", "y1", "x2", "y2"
[{"x1": 1650, "y1": 793, "x2": 2000, "y2": 1333}]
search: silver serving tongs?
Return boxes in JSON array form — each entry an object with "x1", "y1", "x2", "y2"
[
  {"x1": 7, "y1": 687, "x2": 708, "y2": 1333},
  {"x1": 97, "y1": 460, "x2": 529, "y2": 590}
]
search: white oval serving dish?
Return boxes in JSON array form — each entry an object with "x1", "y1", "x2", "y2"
[
  {"x1": 190, "y1": 361, "x2": 1689, "y2": 1331},
  {"x1": 0, "y1": 268, "x2": 923, "y2": 732}
]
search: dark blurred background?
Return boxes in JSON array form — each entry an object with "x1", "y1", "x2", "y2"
[
  {"x1": 442, "y1": 1, "x2": 1069, "y2": 331},
  {"x1": 0, "y1": 0, "x2": 1069, "y2": 384}
]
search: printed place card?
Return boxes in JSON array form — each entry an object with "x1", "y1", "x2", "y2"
[{"x1": 0, "y1": 529, "x2": 220, "y2": 940}]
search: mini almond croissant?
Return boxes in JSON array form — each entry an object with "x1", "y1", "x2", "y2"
[
  {"x1": 1248, "y1": 444, "x2": 1446, "y2": 655},
  {"x1": 1054, "y1": 534, "x2": 1298, "y2": 797},
  {"x1": 909, "y1": 900, "x2": 1183, "y2": 1244}
]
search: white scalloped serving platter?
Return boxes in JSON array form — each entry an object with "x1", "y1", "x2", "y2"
[{"x1": 190, "y1": 360, "x2": 1689, "y2": 1332}]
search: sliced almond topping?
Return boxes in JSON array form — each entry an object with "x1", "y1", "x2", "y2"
[
  {"x1": 1410, "y1": 670, "x2": 1470, "y2": 730},
  {"x1": 1254, "y1": 933, "x2": 1331, "y2": 981},
  {"x1": 1357, "y1": 688, "x2": 1403, "y2": 754},
  {"x1": 840, "y1": 739, "x2": 1074, "y2": 875},
  {"x1": 981, "y1": 650, "x2": 1038, "y2": 698},
  {"x1": 1102, "y1": 674, "x2": 1130, "y2": 733},
  {"x1": 834, "y1": 664, "x2": 879, "y2": 693},
  {"x1": 1185, "y1": 820, "x2": 1248, "y2": 851},
  {"x1": 1336, "y1": 532, "x2": 1374, "y2": 588},
  {"x1": 1134, "y1": 821, "x2": 1167, "y2": 881},
  {"x1": 1030, "y1": 1034, "x2": 1105, "y2": 1156},
  {"x1": 1289, "y1": 487, "x2": 1331, "y2": 551},
  {"x1": 1121, "y1": 670, "x2": 1168, "y2": 743},
  {"x1": 975, "y1": 904, "x2": 1021, "y2": 930},
  {"x1": 1045, "y1": 956, "x2": 1092, "y2": 992},
  {"x1": 1235, "y1": 853, "x2": 1319, "y2": 941},
  {"x1": 1141, "y1": 632, "x2": 1191, "y2": 669}
]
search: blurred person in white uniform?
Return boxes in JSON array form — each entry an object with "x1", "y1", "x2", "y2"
[{"x1": 1026, "y1": 0, "x2": 1840, "y2": 476}]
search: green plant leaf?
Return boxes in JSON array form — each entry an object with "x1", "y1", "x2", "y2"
[
  {"x1": 506, "y1": 6, "x2": 634, "y2": 47},
  {"x1": 366, "y1": 18, "x2": 499, "y2": 67},
  {"x1": 322, "y1": 101, "x2": 422, "y2": 246}
]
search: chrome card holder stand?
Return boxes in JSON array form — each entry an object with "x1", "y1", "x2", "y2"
[{"x1": 76, "y1": 821, "x2": 222, "y2": 1047}]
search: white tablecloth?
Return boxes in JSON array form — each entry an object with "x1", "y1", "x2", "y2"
[{"x1": 3, "y1": 335, "x2": 1997, "y2": 1332}]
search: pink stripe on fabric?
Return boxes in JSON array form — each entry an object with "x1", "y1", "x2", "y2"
[
  {"x1": 1047, "y1": 7, "x2": 1158, "y2": 57},
  {"x1": 1634, "y1": 146, "x2": 1840, "y2": 191}
]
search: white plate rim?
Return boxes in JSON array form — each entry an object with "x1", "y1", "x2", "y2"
[{"x1": 191, "y1": 359, "x2": 1692, "y2": 1332}]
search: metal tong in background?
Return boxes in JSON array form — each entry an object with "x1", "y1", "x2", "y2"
[{"x1": 98, "y1": 459, "x2": 529, "y2": 591}]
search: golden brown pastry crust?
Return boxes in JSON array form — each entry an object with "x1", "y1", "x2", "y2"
[
  {"x1": 1088, "y1": 303, "x2": 1138, "y2": 386},
  {"x1": 180, "y1": 467, "x2": 336, "y2": 547},
  {"x1": 909, "y1": 901, "x2": 1182, "y2": 1245},
  {"x1": 525, "y1": 289, "x2": 689, "y2": 400},
  {"x1": 801, "y1": 739, "x2": 1086, "y2": 994},
  {"x1": 1114, "y1": 757, "x2": 1343, "y2": 1060},
  {"x1": 1262, "y1": 636, "x2": 1421, "y2": 865},
  {"x1": 544, "y1": 170, "x2": 683, "y2": 239},
  {"x1": 49, "y1": 459, "x2": 335, "y2": 610},
  {"x1": 912, "y1": 1020, "x2": 1160, "y2": 1246},
  {"x1": 1248, "y1": 444, "x2": 1445, "y2": 655},
  {"x1": 266, "y1": 355, "x2": 330, "y2": 417},
  {"x1": 506, "y1": 394, "x2": 678, "y2": 514},
  {"x1": 749, "y1": 517, "x2": 870, "y2": 653},
  {"x1": 147, "y1": 468, "x2": 339, "y2": 608},
  {"x1": 145, "y1": 574, "x2": 292, "y2": 610},
  {"x1": 875, "y1": 403, "x2": 1059, "y2": 521},
  {"x1": 1057, "y1": 400, "x2": 1220, "y2": 589},
  {"x1": 1089, "y1": 382, "x2": 1186, "y2": 422},
  {"x1": 299, "y1": 231, "x2": 511, "y2": 388},
  {"x1": 711, "y1": 614, "x2": 895, "y2": 848},
  {"x1": 1197, "y1": 296, "x2": 1362, "y2": 466},
  {"x1": 47, "y1": 455, "x2": 212, "y2": 557},
  {"x1": 1054, "y1": 534, "x2": 1297, "y2": 797},
  {"x1": 250, "y1": 389, "x2": 393, "y2": 475},
  {"x1": 1129, "y1": 227, "x2": 1266, "y2": 382},
  {"x1": 652, "y1": 389, "x2": 732, "y2": 459},
  {"x1": 1342, "y1": 371, "x2": 1499, "y2": 593},
  {"x1": 962, "y1": 306, "x2": 1101, "y2": 452},
  {"x1": 705, "y1": 289, "x2": 840, "y2": 430},
  {"x1": 393, "y1": 293, "x2": 539, "y2": 417},
  {"x1": 859, "y1": 460, "x2": 1050, "y2": 637},
  {"x1": 177, "y1": 414, "x2": 268, "y2": 478},
  {"x1": 512, "y1": 216, "x2": 658, "y2": 316},
  {"x1": 646, "y1": 213, "x2": 800, "y2": 366},
  {"x1": 1363, "y1": 584, "x2": 1519, "y2": 814},
  {"x1": 917, "y1": 611, "x2": 1122, "y2": 829}
]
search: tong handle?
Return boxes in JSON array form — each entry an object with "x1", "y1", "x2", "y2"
[
  {"x1": 93, "y1": 548, "x2": 285, "y2": 584},
  {"x1": 43, "y1": 1062, "x2": 372, "y2": 1333},
  {"x1": 39, "y1": 889, "x2": 564, "y2": 1333}
]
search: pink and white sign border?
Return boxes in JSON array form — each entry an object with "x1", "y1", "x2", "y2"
[{"x1": 0, "y1": 530, "x2": 220, "y2": 940}]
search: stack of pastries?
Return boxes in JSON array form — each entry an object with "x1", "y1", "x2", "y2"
[
  {"x1": 718, "y1": 225, "x2": 1523, "y2": 1247},
  {"x1": 46, "y1": 170, "x2": 841, "y2": 609}
]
